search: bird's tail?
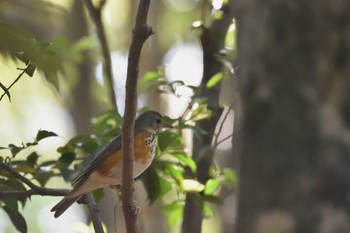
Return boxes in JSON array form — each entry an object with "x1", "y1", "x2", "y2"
[{"x1": 51, "y1": 194, "x2": 82, "y2": 218}]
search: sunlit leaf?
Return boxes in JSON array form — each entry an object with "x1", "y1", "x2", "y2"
[
  {"x1": 223, "y1": 168, "x2": 237, "y2": 189},
  {"x1": 92, "y1": 110, "x2": 122, "y2": 138},
  {"x1": 206, "y1": 72, "x2": 224, "y2": 88},
  {"x1": 183, "y1": 179, "x2": 205, "y2": 193},
  {"x1": 203, "y1": 203, "x2": 214, "y2": 218},
  {"x1": 163, "y1": 201, "x2": 184, "y2": 228},
  {"x1": 157, "y1": 131, "x2": 182, "y2": 152},
  {"x1": 170, "y1": 152, "x2": 197, "y2": 173},
  {"x1": 188, "y1": 103, "x2": 212, "y2": 121},
  {"x1": 204, "y1": 178, "x2": 221, "y2": 195},
  {"x1": 165, "y1": 164, "x2": 184, "y2": 184},
  {"x1": 35, "y1": 130, "x2": 58, "y2": 142},
  {"x1": 225, "y1": 20, "x2": 237, "y2": 51}
]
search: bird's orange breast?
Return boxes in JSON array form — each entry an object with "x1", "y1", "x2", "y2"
[{"x1": 96, "y1": 133, "x2": 153, "y2": 177}]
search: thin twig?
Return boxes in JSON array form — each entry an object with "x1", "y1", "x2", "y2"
[
  {"x1": 0, "y1": 65, "x2": 29, "y2": 102},
  {"x1": 0, "y1": 162, "x2": 40, "y2": 189},
  {"x1": 85, "y1": 192, "x2": 105, "y2": 233},
  {"x1": 0, "y1": 162, "x2": 69, "y2": 198},
  {"x1": 0, "y1": 188, "x2": 69, "y2": 199},
  {"x1": 213, "y1": 105, "x2": 233, "y2": 148},
  {"x1": 84, "y1": 0, "x2": 117, "y2": 108},
  {"x1": 122, "y1": 0, "x2": 153, "y2": 232},
  {"x1": 215, "y1": 134, "x2": 233, "y2": 147}
]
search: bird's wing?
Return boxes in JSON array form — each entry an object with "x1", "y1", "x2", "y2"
[{"x1": 72, "y1": 134, "x2": 122, "y2": 187}]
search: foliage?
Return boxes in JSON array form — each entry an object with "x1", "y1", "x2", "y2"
[
  {"x1": 0, "y1": 0, "x2": 236, "y2": 232},
  {"x1": 0, "y1": 74, "x2": 235, "y2": 232}
]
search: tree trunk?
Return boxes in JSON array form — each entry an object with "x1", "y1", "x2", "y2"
[
  {"x1": 65, "y1": 0, "x2": 98, "y2": 135},
  {"x1": 235, "y1": 1, "x2": 350, "y2": 232}
]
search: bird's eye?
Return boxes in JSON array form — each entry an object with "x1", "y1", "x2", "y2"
[{"x1": 156, "y1": 118, "x2": 161, "y2": 124}]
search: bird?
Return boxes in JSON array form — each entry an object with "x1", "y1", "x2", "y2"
[{"x1": 51, "y1": 110, "x2": 170, "y2": 218}]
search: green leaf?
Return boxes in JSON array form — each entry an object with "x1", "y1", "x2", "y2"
[
  {"x1": 165, "y1": 164, "x2": 184, "y2": 184},
  {"x1": 203, "y1": 195, "x2": 223, "y2": 205},
  {"x1": 2, "y1": 203, "x2": 27, "y2": 233},
  {"x1": 57, "y1": 144, "x2": 75, "y2": 154},
  {"x1": 203, "y1": 203, "x2": 214, "y2": 218},
  {"x1": 138, "y1": 72, "x2": 166, "y2": 93},
  {"x1": 183, "y1": 179, "x2": 205, "y2": 193},
  {"x1": 157, "y1": 131, "x2": 182, "y2": 152},
  {"x1": 68, "y1": 135, "x2": 98, "y2": 152},
  {"x1": 34, "y1": 170, "x2": 54, "y2": 186},
  {"x1": 188, "y1": 103, "x2": 212, "y2": 121},
  {"x1": 11, "y1": 161, "x2": 36, "y2": 173},
  {"x1": 92, "y1": 110, "x2": 122, "y2": 137},
  {"x1": 26, "y1": 152, "x2": 39, "y2": 165},
  {"x1": 0, "y1": 82, "x2": 10, "y2": 101},
  {"x1": 140, "y1": 167, "x2": 161, "y2": 204},
  {"x1": 0, "y1": 178, "x2": 27, "y2": 206},
  {"x1": 24, "y1": 63, "x2": 36, "y2": 77},
  {"x1": 35, "y1": 130, "x2": 58, "y2": 142},
  {"x1": 223, "y1": 168, "x2": 237, "y2": 189},
  {"x1": 92, "y1": 188, "x2": 105, "y2": 203},
  {"x1": 206, "y1": 72, "x2": 224, "y2": 88},
  {"x1": 8, "y1": 144, "x2": 23, "y2": 158},
  {"x1": 39, "y1": 160, "x2": 57, "y2": 167},
  {"x1": 25, "y1": 142, "x2": 38, "y2": 147},
  {"x1": 58, "y1": 152, "x2": 76, "y2": 167},
  {"x1": 2, "y1": 199, "x2": 27, "y2": 232},
  {"x1": 142, "y1": 167, "x2": 173, "y2": 204},
  {"x1": 163, "y1": 201, "x2": 184, "y2": 228},
  {"x1": 225, "y1": 20, "x2": 237, "y2": 51},
  {"x1": 204, "y1": 178, "x2": 221, "y2": 195},
  {"x1": 171, "y1": 152, "x2": 197, "y2": 173},
  {"x1": 182, "y1": 125, "x2": 206, "y2": 141},
  {"x1": 142, "y1": 72, "x2": 163, "y2": 82}
]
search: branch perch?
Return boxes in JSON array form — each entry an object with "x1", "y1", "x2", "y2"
[
  {"x1": 0, "y1": 162, "x2": 104, "y2": 232},
  {"x1": 122, "y1": 0, "x2": 153, "y2": 232},
  {"x1": 0, "y1": 162, "x2": 69, "y2": 198},
  {"x1": 84, "y1": 0, "x2": 117, "y2": 108}
]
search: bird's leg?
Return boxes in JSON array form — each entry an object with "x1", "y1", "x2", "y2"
[{"x1": 116, "y1": 181, "x2": 140, "y2": 215}]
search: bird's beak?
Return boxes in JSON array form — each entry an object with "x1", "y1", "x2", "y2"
[
  {"x1": 161, "y1": 117, "x2": 174, "y2": 128},
  {"x1": 162, "y1": 122, "x2": 173, "y2": 128}
]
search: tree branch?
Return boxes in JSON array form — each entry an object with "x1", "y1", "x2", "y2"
[
  {"x1": 0, "y1": 162, "x2": 105, "y2": 232},
  {"x1": 122, "y1": 0, "x2": 153, "y2": 232},
  {"x1": 0, "y1": 162, "x2": 69, "y2": 197},
  {"x1": 85, "y1": 192, "x2": 105, "y2": 233},
  {"x1": 84, "y1": 0, "x2": 117, "y2": 108},
  {"x1": 0, "y1": 188, "x2": 69, "y2": 199},
  {"x1": 0, "y1": 64, "x2": 32, "y2": 102}
]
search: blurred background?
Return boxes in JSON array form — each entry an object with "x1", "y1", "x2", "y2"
[{"x1": 0, "y1": 0, "x2": 236, "y2": 232}]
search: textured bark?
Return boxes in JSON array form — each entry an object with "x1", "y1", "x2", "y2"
[
  {"x1": 181, "y1": 4, "x2": 233, "y2": 233},
  {"x1": 122, "y1": 1, "x2": 153, "y2": 232},
  {"x1": 66, "y1": 0, "x2": 97, "y2": 134},
  {"x1": 235, "y1": 1, "x2": 350, "y2": 232}
]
